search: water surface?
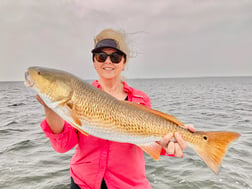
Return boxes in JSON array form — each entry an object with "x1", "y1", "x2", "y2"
[{"x1": 0, "y1": 77, "x2": 251, "y2": 189}]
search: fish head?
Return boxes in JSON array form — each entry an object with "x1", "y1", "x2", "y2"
[{"x1": 25, "y1": 66, "x2": 73, "y2": 104}]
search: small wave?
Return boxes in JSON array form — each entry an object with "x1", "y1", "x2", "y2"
[
  {"x1": 0, "y1": 129, "x2": 10, "y2": 134},
  {"x1": 0, "y1": 128, "x2": 28, "y2": 134},
  {"x1": 8, "y1": 102, "x2": 26, "y2": 107},
  {"x1": 1, "y1": 120, "x2": 18, "y2": 127},
  {"x1": 5, "y1": 140, "x2": 35, "y2": 152}
]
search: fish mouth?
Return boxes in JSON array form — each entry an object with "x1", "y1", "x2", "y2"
[{"x1": 24, "y1": 71, "x2": 34, "y2": 87}]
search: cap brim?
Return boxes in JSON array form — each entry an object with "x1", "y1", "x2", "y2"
[
  {"x1": 91, "y1": 47, "x2": 125, "y2": 55},
  {"x1": 91, "y1": 39, "x2": 126, "y2": 57}
]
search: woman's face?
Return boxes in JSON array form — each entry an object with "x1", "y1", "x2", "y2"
[{"x1": 93, "y1": 48, "x2": 126, "y2": 80}]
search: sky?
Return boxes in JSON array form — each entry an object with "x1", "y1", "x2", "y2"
[{"x1": 0, "y1": 0, "x2": 252, "y2": 81}]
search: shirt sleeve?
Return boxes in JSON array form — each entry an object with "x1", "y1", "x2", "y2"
[
  {"x1": 143, "y1": 95, "x2": 151, "y2": 108},
  {"x1": 40, "y1": 119, "x2": 79, "y2": 153}
]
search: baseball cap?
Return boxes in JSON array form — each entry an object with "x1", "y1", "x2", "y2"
[{"x1": 91, "y1": 39, "x2": 126, "y2": 56}]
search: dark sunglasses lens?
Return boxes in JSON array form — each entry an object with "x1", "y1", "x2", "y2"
[
  {"x1": 95, "y1": 53, "x2": 107, "y2": 62},
  {"x1": 94, "y1": 52, "x2": 123, "y2": 63},
  {"x1": 110, "y1": 53, "x2": 123, "y2": 63}
]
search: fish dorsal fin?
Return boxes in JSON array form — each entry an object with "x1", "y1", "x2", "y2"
[
  {"x1": 138, "y1": 142, "x2": 162, "y2": 160},
  {"x1": 123, "y1": 101, "x2": 184, "y2": 127}
]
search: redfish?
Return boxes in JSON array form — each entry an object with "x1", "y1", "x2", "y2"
[{"x1": 25, "y1": 67, "x2": 240, "y2": 173}]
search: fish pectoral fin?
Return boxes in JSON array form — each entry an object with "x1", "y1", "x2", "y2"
[
  {"x1": 64, "y1": 100, "x2": 88, "y2": 136},
  {"x1": 64, "y1": 100, "x2": 82, "y2": 127},
  {"x1": 123, "y1": 101, "x2": 184, "y2": 127},
  {"x1": 55, "y1": 98, "x2": 71, "y2": 107},
  {"x1": 67, "y1": 119, "x2": 89, "y2": 136},
  {"x1": 76, "y1": 128, "x2": 89, "y2": 136},
  {"x1": 138, "y1": 142, "x2": 162, "y2": 160},
  {"x1": 69, "y1": 111, "x2": 82, "y2": 127},
  {"x1": 68, "y1": 115, "x2": 89, "y2": 136},
  {"x1": 66, "y1": 100, "x2": 73, "y2": 109},
  {"x1": 68, "y1": 119, "x2": 89, "y2": 136}
]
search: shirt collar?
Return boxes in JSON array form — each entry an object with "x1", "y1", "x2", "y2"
[
  {"x1": 91, "y1": 80, "x2": 133, "y2": 94},
  {"x1": 92, "y1": 80, "x2": 101, "y2": 88}
]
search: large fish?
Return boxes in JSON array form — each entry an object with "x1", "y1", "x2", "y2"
[{"x1": 25, "y1": 66, "x2": 240, "y2": 174}]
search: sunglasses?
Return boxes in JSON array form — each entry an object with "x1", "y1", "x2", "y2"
[{"x1": 94, "y1": 52, "x2": 124, "y2": 64}]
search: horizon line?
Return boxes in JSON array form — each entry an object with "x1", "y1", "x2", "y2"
[{"x1": 1, "y1": 75, "x2": 252, "y2": 82}]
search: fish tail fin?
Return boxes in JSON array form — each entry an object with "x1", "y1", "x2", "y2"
[{"x1": 190, "y1": 131, "x2": 240, "y2": 174}]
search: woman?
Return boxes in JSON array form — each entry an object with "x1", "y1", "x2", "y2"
[{"x1": 37, "y1": 29, "x2": 195, "y2": 189}]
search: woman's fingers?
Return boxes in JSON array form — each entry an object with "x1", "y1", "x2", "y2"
[
  {"x1": 174, "y1": 143, "x2": 183, "y2": 157},
  {"x1": 159, "y1": 133, "x2": 173, "y2": 149},
  {"x1": 157, "y1": 124, "x2": 197, "y2": 157},
  {"x1": 167, "y1": 141, "x2": 175, "y2": 155},
  {"x1": 159, "y1": 133, "x2": 185, "y2": 157},
  {"x1": 184, "y1": 124, "x2": 196, "y2": 133},
  {"x1": 174, "y1": 132, "x2": 187, "y2": 151}
]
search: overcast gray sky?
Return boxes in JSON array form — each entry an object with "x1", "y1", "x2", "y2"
[{"x1": 1, "y1": 0, "x2": 252, "y2": 81}]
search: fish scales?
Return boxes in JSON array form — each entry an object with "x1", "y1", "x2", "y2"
[
  {"x1": 25, "y1": 66, "x2": 240, "y2": 173},
  {"x1": 71, "y1": 77, "x2": 169, "y2": 137}
]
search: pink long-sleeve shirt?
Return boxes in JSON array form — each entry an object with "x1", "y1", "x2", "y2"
[{"x1": 41, "y1": 80, "x2": 153, "y2": 189}]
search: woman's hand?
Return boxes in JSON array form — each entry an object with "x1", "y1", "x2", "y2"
[
  {"x1": 36, "y1": 94, "x2": 65, "y2": 134},
  {"x1": 158, "y1": 124, "x2": 196, "y2": 157}
]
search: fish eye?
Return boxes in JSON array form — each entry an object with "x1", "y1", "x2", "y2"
[{"x1": 203, "y1": 136, "x2": 208, "y2": 141}]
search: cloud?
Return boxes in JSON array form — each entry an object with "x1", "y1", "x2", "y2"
[{"x1": 0, "y1": 0, "x2": 251, "y2": 81}]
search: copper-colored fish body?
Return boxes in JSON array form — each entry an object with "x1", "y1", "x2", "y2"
[{"x1": 25, "y1": 67, "x2": 240, "y2": 174}]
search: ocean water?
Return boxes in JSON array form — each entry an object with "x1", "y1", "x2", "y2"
[{"x1": 0, "y1": 77, "x2": 251, "y2": 189}]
